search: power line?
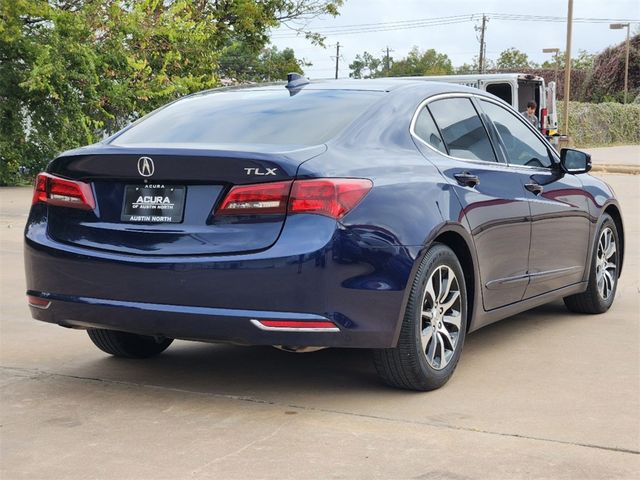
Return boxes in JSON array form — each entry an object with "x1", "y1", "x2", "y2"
[
  {"x1": 271, "y1": 17, "x2": 474, "y2": 38},
  {"x1": 270, "y1": 13, "x2": 639, "y2": 38}
]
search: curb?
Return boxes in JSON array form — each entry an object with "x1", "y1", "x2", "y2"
[{"x1": 591, "y1": 164, "x2": 640, "y2": 175}]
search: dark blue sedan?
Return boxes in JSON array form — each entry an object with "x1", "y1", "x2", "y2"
[{"x1": 24, "y1": 77, "x2": 624, "y2": 390}]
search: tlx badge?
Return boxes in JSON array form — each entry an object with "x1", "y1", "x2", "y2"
[{"x1": 244, "y1": 167, "x2": 277, "y2": 176}]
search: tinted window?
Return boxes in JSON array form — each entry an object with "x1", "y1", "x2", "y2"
[
  {"x1": 414, "y1": 107, "x2": 447, "y2": 154},
  {"x1": 112, "y1": 89, "x2": 384, "y2": 146},
  {"x1": 428, "y1": 98, "x2": 496, "y2": 162},
  {"x1": 480, "y1": 100, "x2": 552, "y2": 168}
]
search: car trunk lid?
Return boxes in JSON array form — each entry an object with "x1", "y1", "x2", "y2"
[{"x1": 44, "y1": 144, "x2": 325, "y2": 256}]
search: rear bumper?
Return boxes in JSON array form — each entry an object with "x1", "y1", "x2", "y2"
[{"x1": 25, "y1": 214, "x2": 419, "y2": 348}]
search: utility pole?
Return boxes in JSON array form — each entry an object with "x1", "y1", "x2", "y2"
[
  {"x1": 563, "y1": 0, "x2": 573, "y2": 136},
  {"x1": 335, "y1": 42, "x2": 340, "y2": 79},
  {"x1": 385, "y1": 46, "x2": 391, "y2": 74},
  {"x1": 478, "y1": 14, "x2": 487, "y2": 74}
]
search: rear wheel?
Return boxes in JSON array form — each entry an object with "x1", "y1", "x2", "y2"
[
  {"x1": 564, "y1": 214, "x2": 620, "y2": 314},
  {"x1": 87, "y1": 328, "x2": 173, "y2": 358},
  {"x1": 373, "y1": 243, "x2": 467, "y2": 391}
]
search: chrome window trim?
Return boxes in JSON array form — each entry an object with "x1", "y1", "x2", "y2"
[{"x1": 410, "y1": 92, "x2": 559, "y2": 173}]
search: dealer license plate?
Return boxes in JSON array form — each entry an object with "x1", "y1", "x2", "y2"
[{"x1": 121, "y1": 185, "x2": 186, "y2": 223}]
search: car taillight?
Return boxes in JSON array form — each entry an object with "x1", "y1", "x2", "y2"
[
  {"x1": 32, "y1": 172, "x2": 96, "y2": 210},
  {"x1": 216, "y1": 180, "x2": 292, "y2": 216},
  {"x1": 289, "y1": 178, "x2": 372, "y2": 219},
  {"x1": 215, "y1": 178, "x2": 372, "y2": 220}
]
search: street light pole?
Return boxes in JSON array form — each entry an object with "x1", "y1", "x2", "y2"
[
  {"x1": 563, "y1": 0, "x2": 573, "y2": 137},
  {"x1": 610, "y1": 23, "x2": 631, "y2": 104},
  {"x1": 543, "y1": 47, "x2": 560, "y2": 86}
]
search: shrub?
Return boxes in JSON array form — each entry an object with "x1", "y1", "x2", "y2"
[{"x1": 559, "y1": 101, "x2": 640, "y2": 147}]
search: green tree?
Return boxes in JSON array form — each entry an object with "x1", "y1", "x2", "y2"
[
  {"x1": 456, "y1": 56, "x2": 495, "y2": 74},
  {"x1": 219, "y1": 45, "x2": 309, "y2": 82},
  {"x1": 496, "y1": 47, "x2": 537, "y2": 70},
  {"x1": 387, "y1": 46, "x2": 453, "y2": 77},
  {"x1": 541, "y1": 49, "x2": 596, "y2": 70},
  {"x1": 0, "y1": 0, "x2": 342, "y2": 185},
  {"x1": 348, "y1": 51, "x2": 384, "y2": 79}
]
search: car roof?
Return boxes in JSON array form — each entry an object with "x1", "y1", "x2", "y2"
[{"x1": 195, "y1": 78, "x2": 485, "y2": 97}]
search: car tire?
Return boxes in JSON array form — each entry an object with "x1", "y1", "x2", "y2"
[
  {"x1": 373, "y1": 243, "x2": 467, "y2": 391},
  {"x1": 564, "y1": 214, "x2": 620, "y2": 314},
  {"x1": 87, "y1": 328, "x2": 173, "y2": 358}
]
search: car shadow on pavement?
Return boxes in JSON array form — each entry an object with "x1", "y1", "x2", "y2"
[{"x1": 62, "y1": 299, "x2": 583, "y2": 396}]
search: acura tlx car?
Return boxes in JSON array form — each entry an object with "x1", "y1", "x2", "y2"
[{"x1": 24, "y1": 76, "x2": 624, "y2": 391}]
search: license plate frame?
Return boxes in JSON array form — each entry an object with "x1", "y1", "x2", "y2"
[{"x1": 121, "y1": 184, "x2": 186, "y2": 223}]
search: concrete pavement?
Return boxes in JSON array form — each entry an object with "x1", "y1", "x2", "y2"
[
  {"x1": 1, "y1": 174, "x2": 639, "y2": 479},
  {"x1": 583, "y1": 145, "x2": 640, "y2": 174},
  {"x1": 582, "y1": 145, "x2": 639, "y2": 167}
]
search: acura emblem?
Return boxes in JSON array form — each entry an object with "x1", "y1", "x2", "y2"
[{"x1": 137, "y1": 157, "x2": 154, "y2": 177}]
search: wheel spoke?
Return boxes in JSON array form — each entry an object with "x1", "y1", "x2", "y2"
[
  {"x1": 422, "y1": 310, "x2": 433, "y2": 320},
  {"x1": 604, "y1": 241, "x2": 616, "y2": 260},
  {"x1": 438, "y1": 334, "x2": 447, "y2": 367},
  {"x1": 603, "y1": 270, "x2": 614, "y2": 297},
  {"x1": 425, "y1": 276, "x2": 437, "y2": 305},
  {"x1": 443, "y1": 312, "x2": 461, "y2": 330},
  {"x1": 438, "y1": 268, "x2": 453, "y2": 303},
  {"x1": 428, "y1": 333, "x2": 438, "y2": 363},
  {"x1": 441, "y1": 290, "x2": 460, "y2": 312},
  {"x1": 421, "y1": 325, "x2": 434, "y2": 350},
  {"x1": 439, "y1": 327, "x2": 455, "y2": 350}
]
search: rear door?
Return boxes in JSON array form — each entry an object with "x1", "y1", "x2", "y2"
[
  {"x1": 477, "y1": 98, "x2": 591, "y2": 298},
  {"x1": 413, "y1": 95, "x2": 532, "y2": 310}
]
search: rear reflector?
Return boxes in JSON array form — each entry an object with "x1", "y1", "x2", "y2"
[
  {"x1": 250, "y1": 319, "x2": 339, "y2": 332},
  {"x1": 215, "y1": 178, "x2": 372, "y2": 220},
  {"x1": 33, "y1": 172, "x2": 96, "y2": 210},
  {"x1": 27, "y1": 295, "x2": 51, "y2": 309}
]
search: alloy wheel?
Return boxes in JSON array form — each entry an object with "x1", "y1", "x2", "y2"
[
  {"x1": 596, "y1": 227, "x2": 617, "y2": 300},
  {"x1": 420, "y1": 265, "x2": 462, "y2": 370}
]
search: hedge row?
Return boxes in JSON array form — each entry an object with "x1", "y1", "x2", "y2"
[{"x1": 558, "y1": 101, "x2": 640, "y2": 147}]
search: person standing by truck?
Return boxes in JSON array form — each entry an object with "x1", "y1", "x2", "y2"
[{"x1": 521, "y1": 101, "x2": 539, "y2": 128}]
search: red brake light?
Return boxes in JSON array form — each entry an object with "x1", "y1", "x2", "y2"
[
  {"x1": 32, "y1": 173, "x2": 95, "y2": 210},
  {"x1": 289, "y1": 179, "x2": 372, "y2": 219},
  {"x1": 215, "y1": 178, "x2": 372, "y2": 220},
  {"x1": 216, "y1": 180, "x2": 292, "y2": 216}
]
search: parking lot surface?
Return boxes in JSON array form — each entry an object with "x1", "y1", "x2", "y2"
[{"x1": 1, "y1": 174, "x2": 639, "y2": 479}]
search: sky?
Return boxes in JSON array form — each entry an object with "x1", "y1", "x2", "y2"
[{"x1": 269, "y1": 0, "x2": 640, "y2": 79}]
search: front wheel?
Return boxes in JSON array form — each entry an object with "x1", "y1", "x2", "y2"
[
  {"x1": 87, "y1": 328, "x2": 173, "y2": 358},
  {"x1": 564, "y1": 214, "x2": 620, "y2": 314},
  {"x1": 373, "y1": 243, "x2": 467, "y2": 391}
]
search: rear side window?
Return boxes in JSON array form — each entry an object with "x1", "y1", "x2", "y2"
[
  {"x1": 414, "y1": 107, "x2": 447, "y2": 154},
  {"x1": 111, "y1": 89, "x2": 384, "y2": 147},
  {"x1": 427, "y1": 98, "x2": 497, "y2": 162},
  {"x1": 479, "y1": 100, "x2": 552, "y2": 168}
]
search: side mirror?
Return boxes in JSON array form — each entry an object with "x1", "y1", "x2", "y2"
[{"x1": 560, "y1": 148, "x2": 591, "y2": 174}]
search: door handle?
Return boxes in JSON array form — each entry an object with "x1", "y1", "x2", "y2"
[
  {"x1": 454, "y1": 172, "x2": 480, "y2": 188},
  {"x1": 524, "y1": 182, "x2": 544, "y2": 195}
]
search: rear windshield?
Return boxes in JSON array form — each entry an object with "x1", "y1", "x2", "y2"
[{"x1": 111, "y1": 88, "x2": 384, "y2": 147}]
